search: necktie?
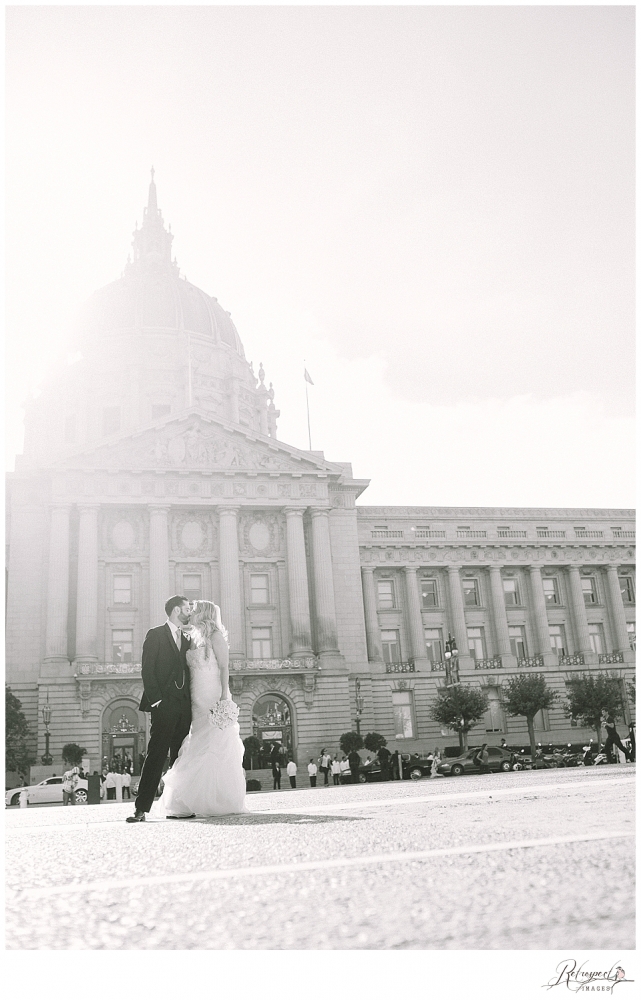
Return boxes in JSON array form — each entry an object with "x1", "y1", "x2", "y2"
[{"x1": 174, "y1": 627, "x2": 182, "y2": 650}]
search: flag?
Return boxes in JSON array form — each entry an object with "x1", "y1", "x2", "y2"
[{"x1": 304, "y1": 369, "x2": 314, "y2": 385}]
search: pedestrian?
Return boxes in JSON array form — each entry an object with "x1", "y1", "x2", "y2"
[
  {"x1": 500, "y1": 738, "x2": 508, "y2": 750},
  {"x1": 628, "y1": 721, "x2": 636, "y2": 763},
  {"x1": 378, "y1": 744, "x2": 391, "y2": 780},
  {"x1": 105, "y1": 768, "x2": 117, "y2": 800},
  {"x1": 307, "y1": 758, "x2": 318, "y2": 787},
  {"x1": 431, "y1": 746, "x2": 441, "y2": 778},
  {"x1": 604, "y1": 717, "x2": 631, "y2": 763},
  {"x1": 339, "y1": 755, "x2": 350, "y2": 784},
  {"x1": 287, "y1": 759, "x2": 297, "y2": 789},
  {"x1": 390, "y1": 749, "x2": 400, "y2": 780},
  {"x1": 114, "y1": 765, "x2": 123, "y2": 802},
  {"x1": 62, "y1": 766, "x2": 79, "y2": 805},
  {"x1": 473, "y1": 744, "x2": 491, "y2": 774},
  {"x1": 348, "y1": 749, "x2": 361, "y2": 784},
  {"x1": 318, "y1": 749, "x2": 331, "y2": 786},
  {"x1": 122, "y1": 768, "x2": 131, "y2": 800},
  {"x1": 271, "y1": 759, "x2": 281, "y2": 790},
  {"x1": 331, "y1": 757, "x2": 341, "y2": 785}
]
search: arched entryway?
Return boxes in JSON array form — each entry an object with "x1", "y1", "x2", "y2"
[
  {"x1": 101, "y1": 699, "x2": 147, "y2": 773},
  {"x1": 251, "y1": 693, "x2": 295, "y2": 767}
]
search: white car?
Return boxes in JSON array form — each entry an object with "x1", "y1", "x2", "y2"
[{"x1": 5, "y1": 775, "x2": 89, "y2": 806}]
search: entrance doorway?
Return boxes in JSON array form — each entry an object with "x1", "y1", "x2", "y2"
[
  {"x1": 101, "y1": 703, "x2": 146, "y2": 773},
  {"x1": 252, "y1": 694, "x2": 294, "y2": 767}
]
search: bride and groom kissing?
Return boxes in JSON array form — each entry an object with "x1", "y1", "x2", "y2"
[{"x1": 126, "y1": 595, "x2": 248, "y2": 823}]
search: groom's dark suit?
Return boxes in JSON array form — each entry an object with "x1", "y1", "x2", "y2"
[{"x1": 135, "y1": 623, "x2": 191, "y2": 814}]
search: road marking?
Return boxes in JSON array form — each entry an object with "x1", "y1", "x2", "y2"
[
  {"x1": 7, "y1": 829, "x2": 633, "y2": 901},
  {"x1": 5, "y1": 775, "x2": 635, "y2": 834}
]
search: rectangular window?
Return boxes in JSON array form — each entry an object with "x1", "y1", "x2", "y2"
[
  {"x1": 377, "y1": 579, "x2": 395, "y2": 609},
  {"x1": 424, "y1": 628, "x2": 443, "y2": 663},
  {"x1": 463, "y1": 579, "x2": 480, "y2": 606},
  {"x1": 152, "y1": 404, "x2": 171, "y2": 421},
  {"x1": 102, "y1": 406, "x2": 121, "y2": 436},
  {"x1": 619, "y1": 576, "x2": 635, "y2": 604},
  {"x1": 421, "y1": 578, "x2": 438, "y2": 607},
  {"x1": 503, "y1": 578, "x2": 520, "y2": 605},
  {"x1": 250, "y1": 574, "x2": 269, "y2": 605},
  {"x1": 252, "y1": 627, "x2": 272, "y2": 659},
  {"x1": 182, "y1": 574, "x2": 202, "y2": 602},
  {"x1": 543, "y1": 577, "x2": 560, "y2": 604},
  {"x1": 581, "y1": 577, "x2": 597, "y2": 604},
  {"x1": 381, "y1": 629, "x2": 401, "y2": 664},
  {"x1": 467, "y1": 627, "x2": 486, "y2": 660},
  {"x1": 549, "y1": 624, "x2": 567, "y2": 657},
  {"x1": 113, "y1": 574, "x2": 132, "y2": 605},
  {"x1": 509, "y1": 625, "x2": 527, "y2": 659},
  {"x1": 588, "y1": 623, "x2": 605, "y2": 655},
  {"x1": 627, "y1": 622, "x2": 636, "y2": 652},
  {"x1": 112, "y1": 629, "x2": 133, "y2": 663},
  {"x1": 64, "y1": 414, "x2": 76, "y2": 443},
  {"x1": 483, "y1": 688, "x2": 504, "y2": 733},
  {"x1": 392, "y1": 691, "x2": 415, "y2": 739}
]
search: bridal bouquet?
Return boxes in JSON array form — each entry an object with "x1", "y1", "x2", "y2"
[{"x1": 209, "y1": 699, "x2": 239, "y2": 730}]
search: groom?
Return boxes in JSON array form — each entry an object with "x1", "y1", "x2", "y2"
[{"x1": 126, "y1": 595, "x2": 192, "y2": 823}]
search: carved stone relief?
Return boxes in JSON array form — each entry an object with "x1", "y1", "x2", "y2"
[
  {"x1": 172, "y1": 512, "x2": 215, "y2": 557},
  {"x1": 101, "y1": 509, "x2": 145, "y2": 557},
  {"x1": 240, "y1": 513, "x2": 283, "y2": 557}
]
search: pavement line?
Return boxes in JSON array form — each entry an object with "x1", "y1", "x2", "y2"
[
  {"x1": 8, "y1": 829, "x2": 634, "y2": 900},
  {"x1": 5, "y1": 775, "x2": 635, "y2": 835}
]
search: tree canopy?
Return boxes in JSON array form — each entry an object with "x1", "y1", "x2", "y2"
[
  {"x1": 502, "y1": 673, "x2": 558, "y2": 759},
  {"x1": 61, "y1": 743, "x2": 87, "y2": 767},
  {"x1": 5, "y1": 686, "x2": 36, "y2": 775},
  {"x1": 564, "y1": 673, "x2": 624, "y2": 747},
  {"x1": 363, "y1": 732, "x2": 387, "y2": 754},
  {"x1": 429, "y1": 685, "x2": 489, "y2": 749},
  {"x1": 339, "y1": 731, "x2": 364, "y2": 755}
]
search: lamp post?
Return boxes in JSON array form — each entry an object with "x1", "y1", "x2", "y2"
[
  {"x1": 355, "y1": 678, "x2": 364, "y2": 735},
  {"x1": 444, "y1": 633, "x2": 460, "y2": 688},
  {"x1": 41, "y1": 700, "x2": 53, "y2": 765}
]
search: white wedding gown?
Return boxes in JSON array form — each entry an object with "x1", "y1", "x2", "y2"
[{"x1": 155, "y1": 645, "x2": 248, "y2": 817}]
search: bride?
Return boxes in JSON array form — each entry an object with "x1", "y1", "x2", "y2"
[{"x1": 155, "y1": 600, "x2": 248, "y2": 818}]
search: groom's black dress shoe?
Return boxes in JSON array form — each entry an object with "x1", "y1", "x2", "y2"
[
  {"x1": 167, "y1": 813, "x2": 196, "y2": 819},
  {"x1": 126, "y1": 809, "x2": 146, "y2": 823}
]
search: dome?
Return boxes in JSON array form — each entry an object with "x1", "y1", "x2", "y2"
[{"x1": 77, "y1": 169, "x2": 244, "y2": 355}]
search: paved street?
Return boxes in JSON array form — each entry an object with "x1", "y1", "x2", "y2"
[{"x1": 6, "y1": 766, "x2": 635, "y2": 950}]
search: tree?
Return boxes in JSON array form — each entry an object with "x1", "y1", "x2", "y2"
[
  {"x1": 61, "y1": 743, "x2": 87, "y2": 767},
  {"x1": 242, "y1": 735, "x2": 262, "y2": 771},
  {"x1": 429, "y1": 685, "x2": 489, "y2": 750},
  {"x1": 564, "y1": 673, "x2": 624, "y2": 748},
  {"x1": 501, "y1": 674, "x2": 558, "y2": 762},
  {"x1": 5, "y1": 686, "x2": 36, "y2": 776},
  {"x1": 363, "y1": 732, "x2": 387, "y2": 755},
  {"x1": 339, "y1": 731, "x2": 364, "y2": 755}
]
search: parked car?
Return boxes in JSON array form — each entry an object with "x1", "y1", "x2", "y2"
[
  {"x1": 437, "y1": 746, "x2": 515, "y2": 777},
  {"x1": 346, "y1": 753, "x2": 434, "y2": 783},
  {"x1": 5, "y1": 775, "x2": 89, "y2": 806}
]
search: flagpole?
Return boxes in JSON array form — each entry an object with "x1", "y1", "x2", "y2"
[{"x1": 305, "y1": 376, "x2": 312, "y2": 450}]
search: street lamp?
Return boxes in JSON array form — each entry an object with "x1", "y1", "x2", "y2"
[
  {"x1": 41, "y1": 699, "x2": 53, "y2": 765},
  {"x1": 355, "y1": 678, "x2": 364, "y2": 735},
  {"x1": 444, "y1": 633, "x2": 460, "y2": 687}
]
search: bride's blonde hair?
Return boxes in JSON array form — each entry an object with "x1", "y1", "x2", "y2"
[{"x1": 190, "y1": 600, "x2": 229, "y2": 648}]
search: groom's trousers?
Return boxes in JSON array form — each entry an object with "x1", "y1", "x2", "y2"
[{"x1": 135, "y1": 697, "x2": 191, "y2": 813}]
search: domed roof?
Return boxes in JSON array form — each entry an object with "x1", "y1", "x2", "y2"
[{"x1": 77, "y1": 171, "x2": 244, "y2": 355}]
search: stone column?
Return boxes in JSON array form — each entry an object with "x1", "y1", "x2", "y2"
[
  {"x1": 74, "y1": 504, "x2": 100, "y2": 663},
  {"x1": 361, "y1": 568, "x2": 383, "y2": 663},
  {"x1": 527, "y1": 565, "x2": 554, "y2": 660},
  {"x1": 446, "y1": 566, "x2": 473, "y2": 668},
  {"x1": 309, "y1": 508, "x2": 339, "y2": 655},
  {"x1": 488, "y1": 566, "x2": 514, "y2": 661},
  {"x1": 149, "y1": 505, "x2": 170, "y2": 627},
  {"x1": 218, "y1": 506, "x2": 244, "y2": 658},
  {"x1": 284, "y1": 507, "x2": 313, "y2": 655},
  {"x1": 44, "y1": 504, "x2": 71, "y2": 666},
  {"x1": 404, "y1": 567, "x2": 428, "y2": 665},
  {"x1": 566, "y1": 566, "x2": 594, "y2": 657},
  {"x1": 605, "y1": 565, "x2": 631, "y2": 652}
]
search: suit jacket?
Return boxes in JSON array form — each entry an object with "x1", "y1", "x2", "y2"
[{"x1": 139, "y1": 623, "x2": 190, "y2": 712}]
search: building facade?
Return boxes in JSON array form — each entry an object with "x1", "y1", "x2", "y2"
[{"x1": 6, "y1": 178, "x2": 636, "y2": 776}]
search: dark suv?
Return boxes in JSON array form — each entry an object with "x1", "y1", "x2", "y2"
[{"x1": 437, "y1": 746, "x2": 515, "y2": 776}]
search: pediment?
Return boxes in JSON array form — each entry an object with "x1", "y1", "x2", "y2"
[{"x1": 57, "y1": 413, "x2": 340, "y2": 476}]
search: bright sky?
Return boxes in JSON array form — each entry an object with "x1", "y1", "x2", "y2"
[{"x1": 5, "y1": 5, "x2": 635, "y2": 508}]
